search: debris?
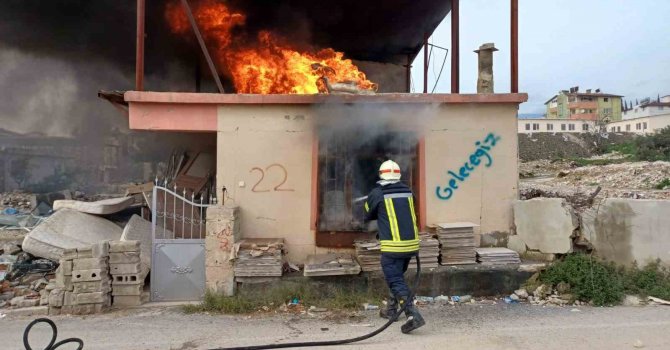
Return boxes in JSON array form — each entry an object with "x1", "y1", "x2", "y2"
[
  {"x1": 556, "y1": 282, "x2": 571, "y2": 294},
  {"x1": 53, "y1": 196, "x2": 134, "y2": 215},
  {"x1": 450, "y1": 296, "x2": 460, "y2": 303},
  {"x1": 503, "y1": 296, "x2": 518, "y2": 304},
  {"x1": 509, "y1": 294, "x2": 520, "y2": 302},
  {"x1": 434, "y1": 295, "x2": 450, "y2": 303},
  {"x1": 623, "y1": 295, "x2": 642, "y2": 307},
  {"x1": 320, "y1": 328, "x2": 329, "y2": 331},
  {"x1": 21, "y1": 209, "x2": 122, "y2": 261},
  {"x1": 303, "y1": 253, "x2": 360, "y2": 277},
  {"x1": 514, "y1": 289, "x2": 529, "y2": 299},
  {"x1": 434, "y1": 222, "x2": 478, "y2": 265},
  {"x1": 309, "y1": 306, "x2": 328, "y2": 313},
  {"x1": 120, "y1": 215, "x2": 152, "y2": 279},
  {"x1": 362, "y1": 303, "x2": 379, "y2": 311},
  {"x1": 288, "y1": 262, "x2": 300, "y2": 272},
  {"x1": 459, "y1": 295, "x2": 472, "y2": 303},
  {"x1": 353, "y1": 240, "x2": 381, "y2": 272},
  {"x1": 415, "y1": 296, "x2": 434, "y2": 305},
  {"x1": 234, "y1": 239, "x2": 284, "y2": 278},
  {"x1": 633, "y1": 339, "x2": 645, "y2": 348},
  {"x1": 648, "y1": 296, "x2": 670, "y2": 305}
]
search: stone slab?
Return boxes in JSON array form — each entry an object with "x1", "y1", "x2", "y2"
[
  {"x1": 53, "y1": 196, "x2": 134, "y2": 215},
  {"x1": 109, "y1": 252, "x2": 141, "y2": 264},
  {"x1": 71, "y1": 269, "x2": 105, "y2": 282},
  {"x1": 21, "y1": 209, "x2": 122, "y2": 261},
  {"x1": 514, "y1": 198, "x2": 577, "y2": 254},
  {"x1": 48, "y1": 289, "x2": 64, "y2": 307},
  {"x1": 60, "y1": 260, "x2": 73, "y2": 276},
  {"x1": 49, "y1": 306, "x2": 62, "y2": 316},
  {"x1": 76, "y1": 247, "x2": 93, "y2": 259},
  {"x1": 62, "y1": 248, "x2": 78, "y2": 261},
  {"x1": 62, "y1": 304, "x2": 104, "y2": 315},
  {"x1": 120, "y1": 215, "x2": 152, "y2": 275},
  {"x1": 583, "y1": 199, "x2": 670, "y2": 265},
  {"x1": 507, "y1": 235, "x2": 527, "y2": 255},
  {"x1": 63, "y1": 291, "x2": 75, "y2": 306},
  {"x1": 112, "y1": 284, "x2": 143, "y2": 296},
  {"x1": 109, "y1": 240, "x2": 140, "y2": 253},
  {"x1": 110, "y1": 262, "x2": 141, "y2": 274},
  {"x1": 112, "y1": 274, "x2": 144, "y2": 285},
  {"x1": 74, "y1": 292, "x2": 108, "y2": 305},
  {"x1": 92, "y1": 241, "x2": 110, "y2": 258},
  {"x1": 113, "y1": 295, "x2": 141, "y2": 307}
]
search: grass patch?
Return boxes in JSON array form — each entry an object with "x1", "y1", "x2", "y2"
[
  {"x1": 655, "y1": 178, "x2": 670, "y2": 190},
  {"x1": 537, "y1": 254, "x2": 670, "y2": 306},
  {"x1": 183, "y1": 283, "x2": 382, "y2": 314}
]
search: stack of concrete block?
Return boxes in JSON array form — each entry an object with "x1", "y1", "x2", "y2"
[
  {"x1": 48, "y1": 242, "x2": 111, "y2": 315},
  {"x1": 109, "y1": 240, "x2": 144, "y2": 307}
]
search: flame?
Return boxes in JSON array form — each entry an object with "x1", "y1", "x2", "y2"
[{"x1": 165, "y1": 0, "x2": 376, "y2": 94}]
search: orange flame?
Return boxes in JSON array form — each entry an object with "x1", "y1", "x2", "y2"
[{"x1": 165, "y1": 0, "x2": 376, "y2": 94}]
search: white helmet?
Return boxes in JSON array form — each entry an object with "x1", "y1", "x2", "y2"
[{"x1": 379, "y1": 160, "x2": 401, "y2": 181}]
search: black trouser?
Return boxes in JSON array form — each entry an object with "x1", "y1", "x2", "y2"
[{"x1": 380, "y1": 252, "x2": 416, "y2": 297}]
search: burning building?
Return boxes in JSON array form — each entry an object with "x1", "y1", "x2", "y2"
[{"x1": 103, "y1": 0, "x2": 526, "y2": 298}]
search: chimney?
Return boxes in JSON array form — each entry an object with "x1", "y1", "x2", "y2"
[
  {"x1": 586, "y1": 89, "x2": 592, "y2": 93},
  {"x1": 595, "y1": 88, "x2": 600, "y2": 93},
  {"x1": 474, "y1": 43, "x2": 498, "y2": 93}
]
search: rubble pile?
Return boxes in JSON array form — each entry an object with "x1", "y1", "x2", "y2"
[
  {"x1": 0, "y1": 192, "x2": 33, "y2": 211},
  {"x1": 353, "y1": 240, "x2": 382, "y2": 272},
  {"x1": 551, "y1": 161, "x2": 670, "y2": 189},
  {"x1": 48, "y1": 243, "x2": 112, "y2": 315},
  {"x1": 435, "y1": 222, "x2": 477, "y2": 265},
  {"x1": 109, "y1": 240, "x2": 145, "y2": 307},
  {"x1": 234, "y1": 239, "x2": 285, "y2": 278},
  {"x1": 507, "y1": 283, "x2": 587, "y2": 307}
]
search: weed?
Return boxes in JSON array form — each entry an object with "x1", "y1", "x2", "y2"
[
  {"x1": 183, "y1": 283, "x2": 382, "y2": 314},
  {"x1": 538, "y1": 254, "x2": 670, "y2": 306},
  {"x1": 655, "y1": 178, "x2": 670, "y2": 190}
]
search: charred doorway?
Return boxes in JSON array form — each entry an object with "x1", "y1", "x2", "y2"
[{"x1": 317, "y1": 127, "x2": 419, "y2": 247}]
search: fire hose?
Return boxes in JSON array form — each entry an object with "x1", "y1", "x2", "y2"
[{"x1": 22, "y1": 257, "x2": 421, "y2": 350}]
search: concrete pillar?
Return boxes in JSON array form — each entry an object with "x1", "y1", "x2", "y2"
[
  {"x1": 474, "y1": 43, "x2": 498, "y2": 93},
  {"x1": 205, "y1": 206, "x2": 240, "y2": 296}
]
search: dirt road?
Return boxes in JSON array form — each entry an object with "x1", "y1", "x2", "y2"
[{"x1": 3, "y1": 303, "x2": 669, "y2": 349}]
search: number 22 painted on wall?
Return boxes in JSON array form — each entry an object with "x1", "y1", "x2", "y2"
[{"x1": 250, "y1": 164, "x2": 295, "y2": 192}]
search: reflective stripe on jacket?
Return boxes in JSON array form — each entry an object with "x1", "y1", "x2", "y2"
[{"x1": 364, "y1": 181, "x2": 419, "y2": 253}]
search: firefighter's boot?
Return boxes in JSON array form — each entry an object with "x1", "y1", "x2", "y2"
[
  {"x1": 379, "y1": 294, "x2": 399, "y2": 321},
  {"x1": 399, "y1": 296, "x2": 425, "y2": 334}
]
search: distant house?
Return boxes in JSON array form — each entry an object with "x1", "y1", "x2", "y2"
[
  {"x1": 517, "y1": 119, "x2": 596, "y2": 134},
  {"x1": 545, "y1": 87, "x2": 622, "y2": 122},
  {"x1": 623, "y1": 95, "x2": 670, "y2": 120}
]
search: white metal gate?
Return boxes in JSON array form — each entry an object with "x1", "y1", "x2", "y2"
[{"x1": 151, "y1": 184, "x2": 213, "y2": 301}]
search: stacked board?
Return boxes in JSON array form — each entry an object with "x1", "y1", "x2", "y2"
[
  {"x1": 410, "y1": 234, "x2": 440, "y2": 269},
  {"x1": 234, "y1": 238, "x2": 284, "y2": 277},
  {"x1": 435, "y1": 222, "x2": 478, "y2": 265},
  {"x1": 475, "y1": 247, "x2": 521, "y2": 265},
  {"x1": 354, "y1": 240, "x2": 382, "y2": 272},
  {"x1": 304, "y1": 253, "x2": 361, "y2": 277}
]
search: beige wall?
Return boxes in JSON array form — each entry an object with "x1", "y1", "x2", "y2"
[
  {"x1": 216, "y1": 103, "x2": 520, "y2": 262},
  {"x1": 517, "y1": 119, "x2": 596, "y2": 133},
  {"x1": 607, "y1": 114, "x2": 670, "y2": 134}
]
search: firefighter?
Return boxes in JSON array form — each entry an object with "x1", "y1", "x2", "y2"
[{"x1": 364, "y1": 159, "x2": 425, "y2": 334}]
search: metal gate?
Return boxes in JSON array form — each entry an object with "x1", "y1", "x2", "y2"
[{"x1": 151, "y1": 183, "x2": 214, "y2": 301}]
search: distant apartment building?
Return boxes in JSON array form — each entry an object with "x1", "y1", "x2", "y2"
[
  {"x1": 545, "y1": 87, "x2": 622, "y2": 122},
  {"x1": 608, "y1": 95, "x2": 670, "y2": 134},
  {"x1": 518, "y1": 119, "x2": 596, "y2": 134}
]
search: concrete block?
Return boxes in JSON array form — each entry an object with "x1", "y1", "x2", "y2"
[
  {"x1": 59, "y1": 260, "x2": 73, "y2": 276},
  {"x1": 113, "y1": 295, "x2": 141, "y2": 307},
  {"x1": 92, "y1": 241, "x2": 110, "y2": 258},
  {"x1": 73, "y1": 280, "x2": 112, "y2": 294},
  {"x1": 77, "y1": 247, "x2": 93, "y2": 259},
  {"x1": 109, "y1": 251, "x2": 141, "y2": 264},
  {"x1": 18, "y1": 298, "x2": 40, "y2": 308},
  {"x1": 73, "y1": 258, "x2": 108, "y2": 271},
  {"x1": 49, "y1": 306, "x2": 62, "y2": 316},
  {"x1": 40, "y1": 289, "x2": 49, "y2": 306},
  {"x1": 110, "y1": 263, "x2": 141, "y2": 275},
  {"x1": 583, "y1": 199, "x2": 670, "y2": 265},
  {"x1": 55, "y1": 268, "x2": 73, "y2": 291},
  {"x1": 53, "y1": 197, "x2": 133, "y2": 215},
  {"x1": 71, "y1": 269, "x2": 105, "y2": 282},
  {"x1": 3, "y1": 306, "x2": 48, "y2": 317},
  {"x1": 63, "y1": 291, "x2": 75, "y2": 306},
  {"x1": 507, "y1": 235, "x2": 527, "y2": 255},
  {"x1": 112, "y1": 284, "x2": 143, "y2": 296},
  {"x1": 48, "y1": 289, "x2": 64, "y2": 307},
  {"x1": 72, "y1": 304, "x2": 104, "y2": 315},
  {"x1": 45, "y1": 283, "x2": 56, "y2": 291},
  {"x1": 62, "y1": 248, "x2": 78, "y2": 261},
  {"x1": 121, "y1": 215, "x2": 152, "y2": 275},
  {"x1": 112, "y1": 274, "x2": 143, "y2": 285},
  {"x1": 109, "y1": 240, "x2": 140, "y2": 253},
  {"x1": 514, "y1": 198, "x2": 577, "y2": 254},
  {"x1": 205, "y1": 206, "x2": 238, "y2": 297},
  {"x1": 74, "y1": 292, "x2": 109, "y2": 305}
]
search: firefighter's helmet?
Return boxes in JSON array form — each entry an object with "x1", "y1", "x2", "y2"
[{"x1": 379, "y1": 160, "x2": 401, "y2": 181}]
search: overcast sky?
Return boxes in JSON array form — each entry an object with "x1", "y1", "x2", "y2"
[{"x1": 411, "y1": 0, "x2": 670, "y2": 114}]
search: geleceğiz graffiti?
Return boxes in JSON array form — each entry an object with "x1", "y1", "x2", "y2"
[{"x1": 435, "y1": 133, "x2": 501, "y2": 200}]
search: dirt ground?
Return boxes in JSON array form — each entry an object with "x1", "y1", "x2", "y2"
[{"x1": 2, "y1": 303, "x2": 669, "y2": 350}]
